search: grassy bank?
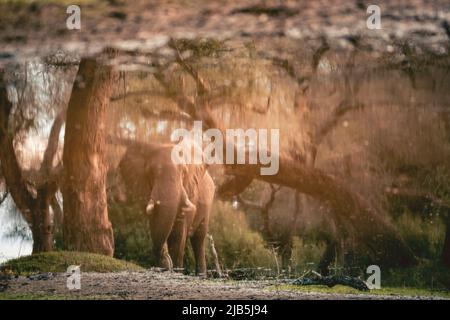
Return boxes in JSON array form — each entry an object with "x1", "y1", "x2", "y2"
[
  {"x1": 269, "y1": 284, "x2": 450, "y2": 299},
  {"x1": 0, "y1": 251, "x2": 144, "y2": 275}
]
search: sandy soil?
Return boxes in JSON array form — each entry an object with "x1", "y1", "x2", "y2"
[{"x1": 0, "y1": 270, "x2": 446, "y2": 300}]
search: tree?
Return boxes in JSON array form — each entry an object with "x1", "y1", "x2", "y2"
[
  {"x1": 0, "y1": 69, "x2": 61, "y2": 253},
  {"x1": 62, "y1": 55, "x2": 117, "y2": 256},
  {"x1": 139, "y1": 38, "x2": 417, "y2": 268}
]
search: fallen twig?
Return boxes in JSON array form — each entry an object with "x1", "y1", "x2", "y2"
[{"x1": 289, "y1": 271, "x2": 369, "y2": 291}]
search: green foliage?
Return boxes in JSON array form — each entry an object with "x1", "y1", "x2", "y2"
[
  {"x1": 208, "y1": 201, "x2": 276, "y2": 269},
  {"x1": 109, "y1": 200, "x2": 281, "y2": 272},
  {"x1": 290, "y1": 237, "x2": 327, "y2": 272},
  {"x1": 109, "y1": 202, "x2": 155, "y2": 267},
  {"x1": 395, "y1": 213, "x2": 445, "y2": 260},
  {"x1": 0, "y1": 251, "x2": 144, "y2": 275},
  {"x1": 423, "y1": 166, "x2": 450, "y2": 205},
  {"x1": 383, "y1": 260, "x2": 450, "y2": 290}
]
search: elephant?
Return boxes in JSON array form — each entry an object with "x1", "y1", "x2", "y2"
[{"x1": 113, "y1": 140, "x2": 215, "y2": 275}]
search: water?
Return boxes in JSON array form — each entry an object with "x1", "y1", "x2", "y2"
[{"x1": 0, "y1": 196, "x2": 32, "y2": 264}]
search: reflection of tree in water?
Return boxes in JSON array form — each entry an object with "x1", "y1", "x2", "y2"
[
  {"x1": 0, "y1": 194, "x2": 32, "y2": 261},
  {"x1": 106, "y1": 38, "x2": 450, "y2": 278},
  {"x1": 0, "y1": 35, "x2": 450, "y2": 286}
]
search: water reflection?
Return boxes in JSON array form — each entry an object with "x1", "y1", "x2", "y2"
[
  {"x1": 0, "y1": 36, "x2": 449, "y2": 275},
  {"x1": 0, "y1": 196, "x2": 32, "y2": 263}
]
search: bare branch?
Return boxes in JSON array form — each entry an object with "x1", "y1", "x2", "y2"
[
  {"x1": 50, "y1": 194, "x2": 63, "y2": 227},
  {"x1": 140, "y1": 107, "x2": 192, "y2": 123},
  {"x1": 169, "y1": 39, "x2": 209, "y2": 96},
  {"x1": 153, "y1": 70, "x2": 219, "y2": 130},
  {"x1": 236, "y1": 195, "x2": 263, "y2": 210},
  {"x1": 153, "y1": 71, "x2": 197, "y2": 117},
  {"x1": 110, "y1": 90, "x2": 164, "y2": 102},
  {"x1": 40, "y1": 108, "x2": 66, "y2": 177}
]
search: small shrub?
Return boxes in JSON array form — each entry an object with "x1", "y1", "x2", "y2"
[
  {"x1": 290, "y1": 237, "x2": 327, "y2": 273},
  {"x1": 208, "y1": 201, "x2": 276, "y2": 270},
  {"x1": 109, "y1": 202, "x2": 154, "y2": 267},
  {"x1": 395, "y1": 213, "x2": 445, "y2": 260}
]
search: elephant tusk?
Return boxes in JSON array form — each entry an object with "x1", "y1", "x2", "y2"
[
  {"x1": 146, "y1": 199, "x2": 162, "y2": 215},
  {"x1": 146, "y1": 199, "x2": 155, "y2": 215}
]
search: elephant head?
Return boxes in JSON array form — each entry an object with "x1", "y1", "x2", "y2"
[{"x1": 112, "y1": 140, "x2": 215, "y2": 274}]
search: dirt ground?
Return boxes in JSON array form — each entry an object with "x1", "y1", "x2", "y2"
[{"x1": 0, "y1": 270, "x2": 446, "y2": 300}]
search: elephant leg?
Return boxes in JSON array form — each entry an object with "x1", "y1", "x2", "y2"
[
  {"x1": 168, "y1": 216, "x2": 188, "y2": 270},
  {"x1": 150, "y1": 204, "x2": 177, "y2": 270},
  {"x1": 180, "y1": 183, "x2": 196, "y2": 214},
  {"x1": 160, "y1": 243, "x2": 173, "y2": 270},
  {"x1": 190, "y1": 218, "x2": 208, "y2": 276}
]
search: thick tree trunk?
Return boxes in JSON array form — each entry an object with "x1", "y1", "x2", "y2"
[
  {"x1": 31, "y1": 185, "x2": 57, "y2": 253},
  {"x1": 62, "y1": 57, "x2": 116, "y2": 256},
  {"x1": 37, "y1": 110, "x2": 66, "y2": 250}
]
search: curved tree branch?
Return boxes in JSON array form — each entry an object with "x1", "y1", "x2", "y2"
[
  {"x1": 40, "y1": 108, "x2": 66, "y2": 177},
  {"x1": 217, "y1": 175, "x2": 253, "y2": 199},
  {"x1": 225, "y1": 158, "x2": 416, "y2": 266}
]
